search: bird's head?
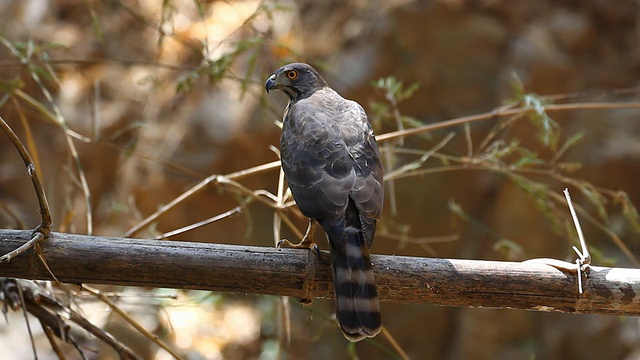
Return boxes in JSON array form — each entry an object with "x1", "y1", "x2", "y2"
[{"x1": 265, "y1": 62, "x2": 328, "y2": 101}]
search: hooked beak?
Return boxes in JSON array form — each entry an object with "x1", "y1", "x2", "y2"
[{"x1": 265, "y1": 74, "x2": 277, "y2": 93}]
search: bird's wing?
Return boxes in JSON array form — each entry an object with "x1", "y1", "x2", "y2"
[
  {"x1": 346, "y1": 102, "x2": 383, "y2": 219},
  {"x1": 280, "y1": 89, "x2": 383, "y2": 229}
]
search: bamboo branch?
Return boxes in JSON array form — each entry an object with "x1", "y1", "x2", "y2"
[{"x1": 0, "y1": 229, "x2": 639, "y2": 315}]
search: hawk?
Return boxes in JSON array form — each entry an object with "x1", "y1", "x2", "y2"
[{"x1": 265, "y1": 63, "x2": 383, "y2": 341}]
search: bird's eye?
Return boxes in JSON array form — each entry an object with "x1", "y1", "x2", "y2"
[{"x1": 286, "y1": 70, "x2": 298, "y2": 80}]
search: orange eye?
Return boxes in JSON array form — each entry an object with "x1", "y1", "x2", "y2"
[{"x1": 286, "y1": 70, "x2": 298, "y2": 80}]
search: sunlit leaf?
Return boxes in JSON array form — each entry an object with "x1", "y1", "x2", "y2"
[
  {"x1": 618, "y1": 192, "x2": 640, "y2": 233},
  {"x1": 522, "y1": 94, "x2": 561, "y2": 150},
  {"x1": 580, "y1": 184, "x2": 609, "y2": 221}
]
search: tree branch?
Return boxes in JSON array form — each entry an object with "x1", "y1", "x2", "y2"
[{"x1": 0, "y1": 229, "x2": 638, "y2": 315}]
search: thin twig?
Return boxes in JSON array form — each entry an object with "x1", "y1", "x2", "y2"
[
  {"x1": 268, "y1": 145, "x2": 292, "y2": 351},
  {"x1": 34, "y1": 294, "x2": 140, "y2": 360},
  {"x1": 41, "y1": 324, "x2": 68, "y2": 360},
  {"x1": 382, "y1": 143, "x2": 398, "y2": 216},
  {"x1": 563, "y1": 188, "x2": 591, "y2": 294},
  {"x1": 125, "y1": 170, "x2": 304, "y2": 240},
  {"x1": 547, "y1": 184, "x2": 634, "y2": 263},
  {"x1": 156, "y1": 206, "x2": 243, "y2": 239},
  {"x1": 523, "y1": 189, "x2": 594, "y2": 294},
  {"x1": 0, "y1": 115, "x2": 52, "y2": 236},
  {"x1": 272, "y1": 146, "x2": 286, "y2": 246},
  {"x1": 82, "y1": 285, "x2": 183, "y2": 360},
  {"x1": 380, "y1": 326, "x2": 410, "y2": 360},
  {"x1": 12, "y1": 97, "x2": 42, "y2": 178},
  {"x1": 0, "y1": 232, "x2": 43, "y2": 263},
  {"x1": 272, "y1": 148, "x2": 294, "y2": 346},
  {"x1": 16, "y1": 281, "x2": 38, "y2": 360},
  {"x1": 124, "y1": 174, "x2": 218, "y2": 237},
  {"x1": 13, "y1": 89, "x2": 90, "y2": 142},
  {"x1": 384, "y1": 132, "x2": 455, "y2": 180},
  {"x1": 34, "y1": 244, "x2": 63, "y2": 286},
  {"x1": 0, "y1": 201, "x2": 26, "y2": 229},
  {"x1": 2, "y1": 35, "x2": 93, "y2": 234},
  {"x1": 564, "y1": 188, "x2": 591, "y2": 266},
  {"x1": 376, "y1": 101, "x2": 640, "y2": 142},
  {"x1": 381, "y1": 86, "x2": 407, "y2": 216}
]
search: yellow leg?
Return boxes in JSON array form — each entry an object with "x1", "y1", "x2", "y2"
[{"x1": 278, "y1": 219, "x2": 319, "y2": 254}]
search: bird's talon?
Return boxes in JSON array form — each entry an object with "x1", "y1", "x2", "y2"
[
  {"x1": 311, "y1": 244, "x2": 321, "y2": 260},
  {"x1": 277, "y1": 238, "x2": 318, "y2": 252},
  {"x1": 276, "y1": 239, "x2": 294, "y2": 249}
]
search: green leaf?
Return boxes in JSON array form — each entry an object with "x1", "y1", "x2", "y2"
[
  {"x1": 509, "y1": 72, "x2": 525, "y2": 100},
  {"x1": 511, "y1": 148, "x2": 543, "y2": 168},
  {"x1": 580, "y1": 184, "x2": 608, "y2": 221},
  {"x1": 618, "y1": 192, "x2": 640, "y2": 233},
  {"x1": 551, "y1": 132, "x2": 584, "y2": 163},
  {"x1": 176, "y1": 71, "x2": 199, "y2": 93},
  {"x1": 522, "y1": 93, "x2": 561, "y2": 150}
]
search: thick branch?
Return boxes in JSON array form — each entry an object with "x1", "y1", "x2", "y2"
[{"x1": 0, "y1": 229, "x2": 639, "y2": 315}]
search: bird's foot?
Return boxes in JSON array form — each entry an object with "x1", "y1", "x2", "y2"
[{"x1": 277, "y1": 237, "x2": 320, "y2": 259}]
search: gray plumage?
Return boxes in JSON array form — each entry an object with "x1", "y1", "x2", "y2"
[{"x1": 266, "y1": 63, "x2": 383, "y2": 341}]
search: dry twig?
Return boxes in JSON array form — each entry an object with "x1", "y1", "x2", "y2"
[
  {"x1": 0, "y1": 278, "x2": 141, "y2": 359},
  {"x1": 0, "y1": 115, "x2": 52, "y2": 262}
]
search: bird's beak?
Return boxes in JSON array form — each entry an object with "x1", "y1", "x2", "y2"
[{"x1": 265, "y1": 74, "x2": 277, "y2": 93}]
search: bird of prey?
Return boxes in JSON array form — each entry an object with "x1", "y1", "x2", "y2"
[{"x1": 265, "y1": 63, "x2": 384, "y2": 341}]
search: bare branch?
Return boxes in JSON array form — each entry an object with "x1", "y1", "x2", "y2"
[
  {"x1": 376, "y1": 101, "x2": 640, "y2": 142},
  {"x1": 0, "y1": 232, "x2": 43, "y2": 263},
  {"x1": 1, "y1": 229, "x2": 639, "y2": 316},
  {"x1": 1, "y1": 278, "x2": 140, "y2": 359},
  {"x1": 564, "y1": 188, "x2": 591, "y2": 266},
  {"x1": 155, "y1": 206, "x2": 243, "y2": 239},
  {"x1": 0, "y1": 116, "x2": 52, "y2": 236},
  {"x1": 82, "y1": 285, "x2": 182, "y2": 360}
]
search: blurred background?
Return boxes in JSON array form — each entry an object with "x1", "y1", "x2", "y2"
[{"x1": 1, "y1": 0, "x2": 640, "y2": 359}]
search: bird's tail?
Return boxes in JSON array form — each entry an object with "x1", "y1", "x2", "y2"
[{"x1": 321, "y1": 201, "x2": 381, "y2": 342}]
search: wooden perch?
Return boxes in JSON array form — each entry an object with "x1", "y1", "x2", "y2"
[{"x1": 0, "y1": 229, "x2": 639, "y2": 315}]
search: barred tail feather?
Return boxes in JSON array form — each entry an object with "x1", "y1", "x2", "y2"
[
  {"x1": 331, "y1": 227, "x2": 381, "y2": 341},
  {"x1": 321, "y1": 200, "x2": 381, "y2": 342}
]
